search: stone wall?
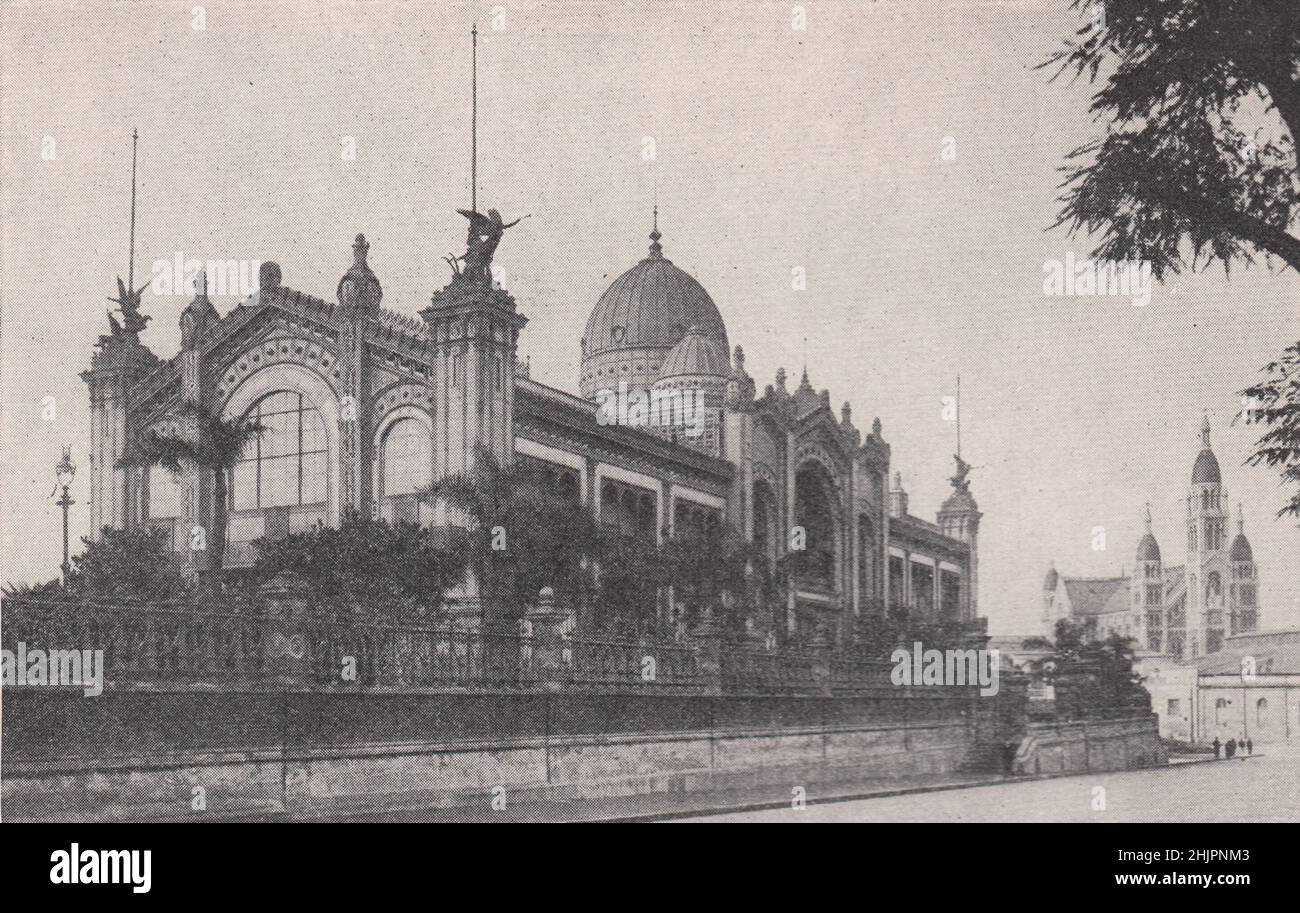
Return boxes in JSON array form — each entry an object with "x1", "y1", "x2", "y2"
[
  {"x1": 3, "y1": 688, "x2": 994, "y2": 821},
  {"x1": 1022, "y1": 716, "x2": 1167, "y2": 776}
]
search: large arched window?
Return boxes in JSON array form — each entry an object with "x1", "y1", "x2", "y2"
[
  {"x1": 231, "y1": 390, "x2": 328, "y2": 515},
  {"x1": 794, "y1": 463, "x2": 838, "y2": 591},
  {"x1": 381, "y1": 417, "x2": 432, "y2": 525},
  {"x1": 1257, "y1": 698, "x2": 1268, "y2": 728}
]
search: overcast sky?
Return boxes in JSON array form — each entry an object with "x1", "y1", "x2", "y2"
[{"x1": 3, "y1": 0, "x2": 1297, "y2": 634}]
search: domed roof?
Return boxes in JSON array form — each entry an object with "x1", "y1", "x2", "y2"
[
  {"x1": 1192, "y1": 448, "x2": 1221, "y2": 485},
  {"x1": 583, "y1": 229, "x2": 728, "y2": 361},
  {"x1": 1229, "y1": 533, "x2": 1253, "y2": 562},
  {"x1": 1229, "y1": 506, "x2": 1253, "y2": 562},
  {"x1": 1043, "y1": 565, "x2": 1059, "y2": 591},
  {"x1": 1191, "y1": 416, "x2": 1221, "y2": 485},
  {"x1": 658, "y1": 326, "x2": 729, "y2": 379},
  {"x1": 1136, "y1": 533, "x2": 1162, "y2": 563}
]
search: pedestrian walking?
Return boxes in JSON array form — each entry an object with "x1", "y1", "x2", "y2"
[
  {"x1": 1226, "y1": 738, "x2": 1237, "y2": 759},
  {"x1": 1212, "y1": 736, "x2": 1221, "y2": 759},
  {"x1": 1246, "y1": 738, "x2": 1253, "y2": 755}
]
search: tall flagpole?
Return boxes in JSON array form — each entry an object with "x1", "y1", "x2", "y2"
[
  {"x1": 471, "y1": 24, "x2": 477, "y2": 213},
  {"x1": 128, "y1": 127, "x2": 138, "y2": 292},
  {"x1": 956, "y1": 374, "x2": 962, "y2": 459}
]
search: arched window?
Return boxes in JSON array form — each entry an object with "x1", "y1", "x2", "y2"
[
  {"x1": 1256, "y1": 698, "x2": 1268, "y2": 728},
  {"x1": 600, "y1": 478, "x2": 656, "y2": 543},
  {"x1": 1215, "y1": 698, "x2": 1227, "y2": 725},
  {"x1": 381, "y1": 417, "x2": 431, "y2": 524},
  {"x1": 794, "y1": 464, "x2": 837, "y2": 590},
  {"x1": 231, "y1": 390, "x2": 328, "y2": 516},
  {"x1": 1206, "y1": 572, "x2": 1222, "y2": 600}
]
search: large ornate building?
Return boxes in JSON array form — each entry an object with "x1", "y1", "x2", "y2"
[
  {"x1": 83, "y1": 205, "x2": 981, "y2": 641},
  {"x1": 1041, "y1": 417, "x2": 1261, "y2": 661}
]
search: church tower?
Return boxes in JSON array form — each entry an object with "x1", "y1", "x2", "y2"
[
  {"x1": 1185, "y1": 415, "x2": 1229, "y2": 658},
  {"x1": 1132, "y1": 504, "x2": 1163, "y2": 653},
  {"x1": 1227, "y1": 504, "x2": 1260, "y2": 636}
]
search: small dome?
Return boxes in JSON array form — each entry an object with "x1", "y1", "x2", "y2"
[
  {"x1": 337, "y1": 234, "x2": 382, "y2": 312},
  {"x1": 1229, "y1": 533, "x2": 1253, "y2": 563},
  {"x1": 1191, "y1": 448, "x2": 1221, "y2": 485},
  {"x1": 658, "y1": 326, "x2": 729, "y2": 379},
  {"x1": 1136, "y1": 533, "x2": 1162, "y2": 563}
]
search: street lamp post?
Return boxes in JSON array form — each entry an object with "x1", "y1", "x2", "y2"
[{"x1": 54, "y1": 446, "x2": 76, "y2": 583}]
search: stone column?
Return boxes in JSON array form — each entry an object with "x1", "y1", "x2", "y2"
[
  {"x1": 259, "y1": 570, "x2": 312, "y2": 688},
  {"x1": 524, "y1": 587, "x2": 571, "y2": 690},
  {"x1": 807, "y1": 628, "x2": 832, "y2": 695},
  {"x1": 692, "y1": 610, "x2": 725, "y2": 696}
]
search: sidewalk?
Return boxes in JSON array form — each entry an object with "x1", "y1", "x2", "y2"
[{"x1": 284, "y1": 756, "x2": 1254, "y2": 822}]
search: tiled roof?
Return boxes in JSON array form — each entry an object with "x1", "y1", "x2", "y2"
[
  {"x1": 1197, "y1": 638, "x2": 1300, "y2": 675},
  {"x1": 1063, "y1": 576, "x2": 1129, "y2": 616}
]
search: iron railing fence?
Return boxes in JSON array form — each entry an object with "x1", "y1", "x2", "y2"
[{"x1": 0, "y1": 597, "x2": 891, "y2": 695}]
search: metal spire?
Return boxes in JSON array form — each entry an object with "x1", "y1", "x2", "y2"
[
  {"x1": 956, "y1": 374, "x2": 962, "y2": 459},
  {"x1": 128, "y1": 127, "x2": 138, "y2": 292},
  {"x1": 471, "y1": 24, "x2": 477, "y2": 213}
]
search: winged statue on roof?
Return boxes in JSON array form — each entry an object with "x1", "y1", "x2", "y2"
[{"x1": 445, "y1": 208, "x2": 526, "y2": 285}]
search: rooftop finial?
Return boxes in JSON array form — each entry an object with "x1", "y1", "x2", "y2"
[
  {"x1": 1237, "y1": 502, "x2": 1245, "y2": 534},
  {"x1": 353, "y1": 233, "x2": 369, "y2": 266},
  {"x1": 1201, "y1": 412, "x2": 1212, "y2": 447},
  {"x1": 1143, "y1": 501, "x2": 1152, "y2": 532},
  {"x1": 648, "y1": 204, "x2": 662, "y2": 258}
]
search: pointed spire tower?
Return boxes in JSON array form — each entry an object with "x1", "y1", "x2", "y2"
[
  {"x1": 1183, "y1": 414, "x2": 1229, "y2": 659},
  {"x1": 1132, "y1": 502, "x2": 1164, "y2": 653},
  {"x1": 1228, "y1": 503, "x2": 1259, "y2": 635}
]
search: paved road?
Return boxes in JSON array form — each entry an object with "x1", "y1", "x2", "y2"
[{"x1": 684, "y1": 748, "x2": 1300, "y2": 823}]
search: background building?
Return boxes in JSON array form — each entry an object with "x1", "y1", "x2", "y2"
[
  {"x1": 1143, "y1": 630, "x2": 1300, "y2": 745},
  {"x1": 1041, "y1": 418, "x2": 1261, "y2": 661}
]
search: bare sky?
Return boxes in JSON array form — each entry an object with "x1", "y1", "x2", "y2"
[{"x1": 3, "y1": 0, "x2": 1298, "y2": 634}]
